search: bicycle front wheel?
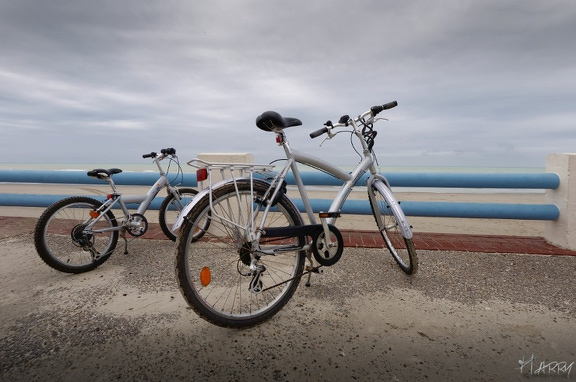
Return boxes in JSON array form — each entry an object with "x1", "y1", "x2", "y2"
[
  {"x1": 34, "y1": 196, "x2": 119, "y2": 273},
  {"x1": 158, "y1": 187, "x2": 207, "y2": 241},
  {"x1": 175, "y1": 180, "x2": 306, "y2": 328},
  {"x1": 369, "y1": 180, "x2": 418, "y2": 275}
]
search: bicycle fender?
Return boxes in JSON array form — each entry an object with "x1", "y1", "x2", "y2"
[{"x1": 369, "y1": 177, "x2": 413, "y2": 239}]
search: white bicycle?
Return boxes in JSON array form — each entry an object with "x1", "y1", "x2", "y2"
[
  {"x1": 174, "y1": 101, "x2": 417, "y2": 327},
  {"x1": 34, "y1": 148, "x2": 205, "y2": 273}
]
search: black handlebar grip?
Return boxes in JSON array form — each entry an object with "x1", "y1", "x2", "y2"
[
  {"x1": 371, "y1": 101, "x2": 398, "y2": 116},
  {"x1": 142, "y1": 152, "x2": 156, "y2": 158},
  {"x1": 382, "y1": 100, "x2": 398, "y2": 110},
  {"x1": 310, "y1": 127, "x2": 329, "y2": 139}
]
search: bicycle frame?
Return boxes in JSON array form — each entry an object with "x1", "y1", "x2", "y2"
[
  {"x1": 86, "y1": 177, "x2": 169, "y2": 232},
  {"x1": 281, "y1": 148, "x2": 373, "y2": 226},
  {"x1": 174, "y1": 112, "x2": 413, "y2": 239},
  {"x1": 265, "y1": 135, "x2": 407, "y2": 239},
  {"x1": 86, "y1": 156, "x2": 182, "y2": 233}
]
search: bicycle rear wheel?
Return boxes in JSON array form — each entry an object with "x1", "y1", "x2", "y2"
[
  {"x1": 369, "y1": 180, "x2": 418, "y2": 275},
  {"x1": 34, "y1": 196, "x2": 119, "y2": 273},
  {"x1": 175, "y1": 180, "x2": 306, "y2": 328}
]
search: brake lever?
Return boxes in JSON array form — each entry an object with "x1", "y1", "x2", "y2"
[
  {"x1": 319, "y1": 127, "x2": 334, "y2": 147},
  {"x1": 319, "y1": 129, "x2": 351, "y2": 147}
]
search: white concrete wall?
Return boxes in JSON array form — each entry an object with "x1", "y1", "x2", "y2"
[
  {"x1": 196, "y1": 153, "x2": 254, "y2": 164},
  {"x1": 545, "y1": 153, "x2": 576, "y2": 250}
]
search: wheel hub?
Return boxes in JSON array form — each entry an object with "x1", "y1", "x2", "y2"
[{"x1": 71, "y1": 224, "x2": 94, "y2": 248}]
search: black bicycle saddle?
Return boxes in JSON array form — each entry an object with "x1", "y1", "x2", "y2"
[
  {"x1": 87, "y1": 168, "x2": 123, "y2": 179},
  {"x1": 256, "y1": 111, "x2": 302, "y2": 132}
]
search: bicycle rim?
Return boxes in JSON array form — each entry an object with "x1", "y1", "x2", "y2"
[
  {"x1": 369, "y1": 183, "x2": 418, "y2": 275},
  {"x1": 34, "y1": 197, "x2": 118, "y2": 273},
  {"x1": 175, "y1": 181, "x2": 305, "y2": 328}
]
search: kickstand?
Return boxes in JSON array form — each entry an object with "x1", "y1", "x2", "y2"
[
  {"x1": 304, "y1": 252, "x2": 323, "y2": 287},
  {"x1": 305, "y1": 265, "x2": 323, "y2": 287},
  {"x1": 121, "y1": 231, "x2": 129, "y2": 254}
]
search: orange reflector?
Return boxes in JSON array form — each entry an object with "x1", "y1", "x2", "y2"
[
  {"x1": 200, "y1": 267, "x2": 211, "y2": 287},
  {"x1": 196, "y1": 168, "x2": 208, "y2": 182},
  {"x1": 89, "y1": 210, "x2": 100, "y2": 218}
]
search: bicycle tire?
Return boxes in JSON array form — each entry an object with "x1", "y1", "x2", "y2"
[
  {"x1": 158, "y1": 187, "x2": 209, "y2": 241},
  {"x1": 175, "y1": 180, "x2": 306, "y2": 328},
  {"x1": 369, "y1": 180, "x2": 418, "y2": 275},
  {"x1": 34, "y1": 196, "x2": 119, "y2": 273}
]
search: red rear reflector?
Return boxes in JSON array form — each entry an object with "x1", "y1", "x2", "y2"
[
  {"x1": 276, "y1": 134, "x2": 283, "y2": 144},
  {"x1": 106, "y1": 194, "x2": 113, "y2": 200},
  {"x1": 197, "y1": 168, "x2": 208, "y2": 182}
]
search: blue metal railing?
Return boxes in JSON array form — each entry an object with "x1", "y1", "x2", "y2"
[
  {"x1": 0, "y1": 169, "x2": 560, "y2": 220},
  {"x1": 0, "y1": 169, "x2": 197, "y2": 187},
  {"x1": 291, "y1": 171, "x2": 560, "y2": 189}
]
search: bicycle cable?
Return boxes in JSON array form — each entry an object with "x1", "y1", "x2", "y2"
[
  {"x1": 360, "y1": 118, "x2": 377, "y2": 152},
  {"x1": 167, "y1": 156, "x2": 185, "y2": 186},
  {"x1": 350, "y1": 130, "x2": 363, "y2": 160}
]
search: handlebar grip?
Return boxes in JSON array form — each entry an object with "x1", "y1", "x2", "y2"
[
  {"x1": 142, "y1": 152, "x2": 156, "y2": 158},
  {"x1": 382, "y1": 100, "x2": 398, "y2": 110},
  {"x1": 371, "y1": 101, "x2": 398, "y2": 116},
  {"x1": 310, "y1": 127, "x2": 329, "y2": 139}
]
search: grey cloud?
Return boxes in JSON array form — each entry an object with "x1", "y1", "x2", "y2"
[{"x1": 1, "y1": 0, "x2": 575, "y2": 166}]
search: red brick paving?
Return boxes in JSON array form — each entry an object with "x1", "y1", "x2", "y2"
[
  {"x1": 3, "y1": 216, "x2": 576, "y2": 256},
  {"x1": 340, "y1": 229, "x2": 576, "y2": 256}
]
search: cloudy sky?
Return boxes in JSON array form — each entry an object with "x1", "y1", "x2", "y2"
[{"x1": 1, "y1": 0, "x2": 575, "y2": 168}]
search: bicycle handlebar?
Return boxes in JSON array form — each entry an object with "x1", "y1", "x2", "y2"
[
  {"x1": 142, "y1": 147, "x2": 176, "y2": 159},
  {"x1": 309, "y1": 101, "x2": 397, "y2": 139}
]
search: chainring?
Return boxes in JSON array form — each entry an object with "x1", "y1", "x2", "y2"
[{"x1": 312, "y1": 225, "x2": 344, "y2": 266}]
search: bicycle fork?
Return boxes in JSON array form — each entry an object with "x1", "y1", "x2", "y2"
[{"x1": 367, "y1": 176, "x2": 413, "y2": 239}]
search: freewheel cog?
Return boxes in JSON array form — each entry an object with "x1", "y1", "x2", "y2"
[{"x1": 71, "y1": 224, "x2": 94, "y2": 248}]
